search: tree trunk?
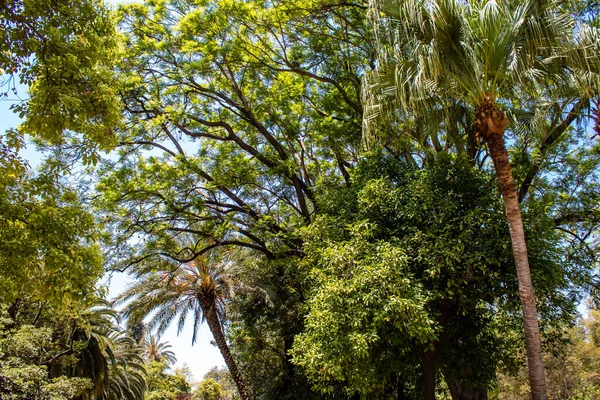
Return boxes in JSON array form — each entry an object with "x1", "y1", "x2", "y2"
[
  {"x1": 421, "y1": 347, "x2": 438, "y2": 400},
  {"x1": 485, "y1": 131, "x2": 547, "y2": 400},
  {"x1": 445, "y1": 379, "x2": 488, "y2": 400},
  {"x1": 283, "y1": 335, "x2": 296, "y2": 389},
  {"x1": 419, "y1": 302, "x2": 457, "y2": 400},
  {"x1": 203, "y1": 305, "x2": 251, "y2": 400}
]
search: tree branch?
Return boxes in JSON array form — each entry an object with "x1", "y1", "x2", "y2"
[{"x1": 518, "y1": 98, "x2": 589, "y2": 202}]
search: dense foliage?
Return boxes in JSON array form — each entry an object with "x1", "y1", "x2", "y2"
[
  {"x1": 0, "y1": 133, "x2": 103, "y2": 304},
  {"x1": 1, "y1": 0, "x2": 599, "y2": 399},
  {"x1": 292, "y1": 154, "x2": 592, "y2": 397}
]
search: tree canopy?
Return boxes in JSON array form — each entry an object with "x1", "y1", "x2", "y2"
[{"x1": 1, "y1": 0, "x2": 599, "y2": 399}]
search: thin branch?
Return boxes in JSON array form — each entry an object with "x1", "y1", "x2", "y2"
[{"x1": 518, "y1": 98, "x2": 589, "y2": 202}]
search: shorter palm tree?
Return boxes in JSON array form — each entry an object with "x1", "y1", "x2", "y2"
[
  {"x1": 49, "y1": 301, "x2": 147, "y2": 400},
  {"x1": 101, "y1": 333, "x2": 147, "y2": 400},
  {"x1": 142, "y1": 334, "x2": 177, "y2": 365},
  {"x1": 115, "y1": 254, "x2": 250, "y2": 400}
]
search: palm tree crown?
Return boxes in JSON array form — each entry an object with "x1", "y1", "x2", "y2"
[
  {"x1": 115, "y1": 252, "x2": 250, "y2": 400},
  {"x1": 116, "y1": 256, "x2": 232, "y2": 345},
  {"x1": 366, "y1": 0, "x2": 599, "y2": 133},
  {"x1": 142, "y1": 334, "x2": 177, "y2": 365}
]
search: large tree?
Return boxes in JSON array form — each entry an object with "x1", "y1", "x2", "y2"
[
  {"x1": 95, "y1": 0, "x2": 371, "y2": 396},
  {"x1": 291, "y1": 153, "x2": 591, "y2": 399},
  {"x1": 365, "y1": 0, "x2": 600, "y2": 398}
]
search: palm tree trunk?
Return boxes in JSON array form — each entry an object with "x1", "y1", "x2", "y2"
[
  {"x1": 203, "y1": 306, "x2": 251, "y2": 400},
  {"x1": 485, "y1": 132, "x2": 547, "y2": 400}
]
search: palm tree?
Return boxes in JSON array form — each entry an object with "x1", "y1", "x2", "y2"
[
  {"x1": 100, "y1": 333, "x2": 147, "y2": 400},
  {"x1": 49, "y1": 301, "x2": 147, "y2": 400},
  {"x1": 115, "y1": 254, "x2": 250, "y2": 400},
  {"x1": 142, "y1": 334, "x2": 177, "y2": 365},
  {"x1": 365, "y1": 0, "x2": 599, "y2": 399}
]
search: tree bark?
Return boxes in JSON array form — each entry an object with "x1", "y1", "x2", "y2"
[
  {"x1": 421, "y1": 347, "x2": 437, "y2": 400},
  {"x1": 485, "y1": 132, "x2": 547, "y2": 400},
  {"x1": 202, "y1": 305, "x2": 251, "y2": 400}
]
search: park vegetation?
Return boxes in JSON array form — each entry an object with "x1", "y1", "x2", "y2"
[{"x1": 1, "y1": 0, "x2": 600, "y2": 399}]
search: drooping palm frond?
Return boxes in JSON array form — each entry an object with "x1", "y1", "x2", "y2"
[
  {"x1": 70, "y1": 301, "x2": 147, "y2": 400},
  {"x1": 101, "y1": 334, "x2": 146, "y2": 400},
  {"x1": 364, "y1": 0, "x2": 600, "y2": 155}
]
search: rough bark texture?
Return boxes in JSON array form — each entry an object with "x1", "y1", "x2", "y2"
[
  {"x1": 594, "y1": 100, "x2": 600, "y2": 138},
  {"x1": 202, "y1": 304, "x2": 251, "y2": 400},
  {"x1": 477, "y1": 96, "x2": 547, "y2": 400},
  {"x1": 421, "y1": 348, "x2": 437, "y2": 400}
]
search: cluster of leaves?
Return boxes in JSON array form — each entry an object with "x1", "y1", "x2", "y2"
[
  {"x1": 0, "y1": 314, "x2": 93, "y2": 399},
  {"x1": 144, "y1": 360, "x2": 191, "y2": 400},
  {"x1": 194, "y1": 367, "x2": 239, "y2": 400},
  {"x1": 0, "y1": 132, "x2": 103, "y2": 305},
  {"x1": 0, "y1": 0, "x2": 121, "y2": 155},
  {"x1": 292, "y1": 153, "x2": 595, "y2": 397},
  {"x1": 193, "y1": 378, "x2": 223, "y2": 400}
]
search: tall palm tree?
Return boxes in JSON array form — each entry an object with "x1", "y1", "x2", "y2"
[
  {"x1": 142, "y1": 334, "x2": 177, "y2": 365},
  {"x1": 115, "y1": 254, "x2": 250, "y2": 400},
  {"x1": 365, "y1": 0, "x2": 599, "y2": 399}
]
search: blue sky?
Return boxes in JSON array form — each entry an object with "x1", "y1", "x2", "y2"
[{"x1": 0, "y1": 0, "x2": 224, "y2": 382}]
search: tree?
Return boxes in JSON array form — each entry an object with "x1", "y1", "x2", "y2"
[
  {"x1": 0, "y1": 313, "x2": 93, "y2": 399},
  {"x1": 143, "y1": 335, "x2": 177, "y2": 366},
  {"x1": 365, "y1": 1, "x2": 600, "y2": 398},
  {"x1": 95, "y1": 0, "x2": 371, "y2": 397},
  {"x1": 193, "y1": 378, "x2": 223, "y2": 400},
  {"x1": 116, "y1": 250, "x2": 250, "y2": 400},
  {"x1": 1, "y1": 0, "x2": 121, "y2": 155},
  {"x1": 68, "y1": 301, "x2": 147, "y2": 400},
  {"x1": 201, "y1": 367, "x2": 237, "y2": 400},
  {"x1": 291, "y1": 153, "x2": 582, "y2": 398},
  {"x1": 144, "y1": 360, "x2": 191, "y2": 400},
  {"x1": 0, "y1": 132, "x2": 103, "y2": 305}
]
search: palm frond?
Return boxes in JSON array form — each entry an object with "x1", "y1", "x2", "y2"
[{"x1": 363, "y1": 0, "x2": 600, "y2": 159}]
